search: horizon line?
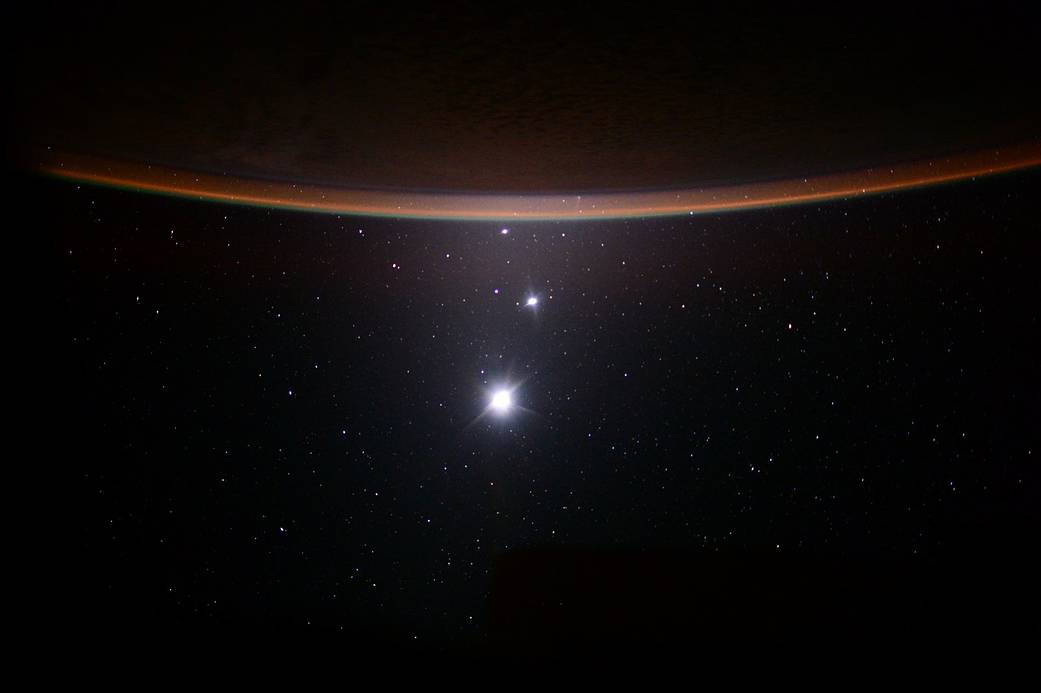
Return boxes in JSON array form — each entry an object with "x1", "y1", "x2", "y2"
[{"x1": 30, "y1": 142, "x2": 1041, "y2": 221}]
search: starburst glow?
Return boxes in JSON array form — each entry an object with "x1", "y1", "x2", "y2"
[{"x1": 490, "y1": 389, "x2": 512, "y2": 413}]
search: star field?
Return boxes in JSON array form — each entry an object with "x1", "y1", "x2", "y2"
[{"x1": 47, "y1": 168, "x2": 1040, "y2": 645}]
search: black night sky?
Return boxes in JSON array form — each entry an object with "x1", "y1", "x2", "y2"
[
  {"x1": 22, "y1": 4, "x2": 1040, "y2": 651},
  {"x1": 44, "y1": 169, "x2": 1038, "y2": 645}
]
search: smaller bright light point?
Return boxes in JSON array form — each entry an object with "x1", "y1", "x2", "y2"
[
  {"x1": 500, "y1": 228, "x2": 509, "y2": 235},
  {"x1": 490, "y1": 389, "x2": 512, "y2": 413},
  {"x1": 526, "y1": 296, "x2": 538, "y2": 307}
]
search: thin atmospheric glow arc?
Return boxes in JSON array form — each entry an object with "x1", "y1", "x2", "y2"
[{"x1": 32, "y1": 142, "x2": 1041, "y2": 221}]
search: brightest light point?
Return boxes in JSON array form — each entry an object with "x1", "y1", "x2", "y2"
[
  {"x1": 525, "y1": 296, "x2": 538, "y2": 307},
  {"x1": 490, "y1": 389, "x2": 512, "y2": 413}
]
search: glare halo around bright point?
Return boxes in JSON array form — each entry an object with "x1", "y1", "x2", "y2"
[{"x1": 490, "y1": 389, "x2": 512, "y2": 414}]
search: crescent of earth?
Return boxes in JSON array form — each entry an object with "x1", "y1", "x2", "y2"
[{"x1": 29, "y1": 141, "x2": 1041, "y2": 221}]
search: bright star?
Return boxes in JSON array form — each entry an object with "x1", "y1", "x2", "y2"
[
  {"x1": 490, "y1": 389, "x2": 512, "y2": 413},
  {"x1": 525, "y1": 296, "x2": 538, "y2": 307}
]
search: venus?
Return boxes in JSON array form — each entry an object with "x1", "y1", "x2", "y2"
[{"x1": 489, "y1": 389, "x2": 512, "y2": 414}]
